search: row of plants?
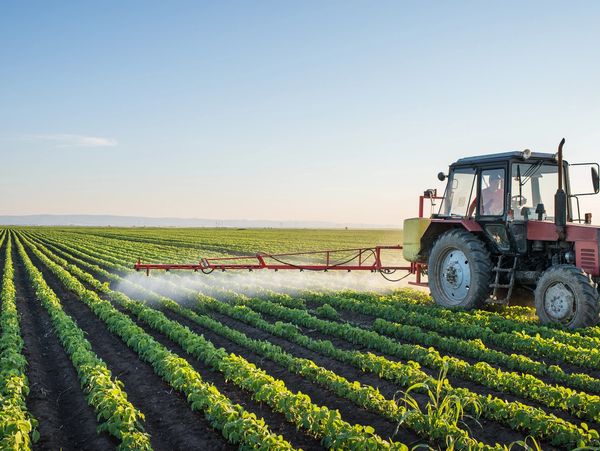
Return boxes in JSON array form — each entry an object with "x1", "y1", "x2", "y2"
[
  {"x1": 306, "y1": 290, "x2": 600, "y2": 352},
  {"x1": 76, "y1": 254, "x2": 489, "y2": 451},
  {"x1": 194, "y1": 294, "x2": 600, "y2": 449},
  {"x1": 280, "y1": 292, "x2": 600, "y2": 393},
  {"x1": 228, "y1": 295, "x2": 600, "y2": 424},
  {"x1": 27, "y1": 232, "x2": 600, "y2": 450},
  {"x1": 371, "y1": 318, "x2": 600, "y2": 394},
  {"x1": 28, "y1": 226, "x2": 590, "y2": 347},
  {"x1": 21, "y1": 234, "x2": 408, "y2": 451},
  {"x1": 16, "y1": 233, "x2": 295, "y2": 451},
  {"x1": 0, "y1": 233, "x2": 39, "y2": 450},
  {"x1": 302, "y1": 293, "x2": 600, "y2": 371},
  {"x1": 31, "y1": 232, "x2": 600, "y2": 425},
  {"x1": 14, "y1": 235, "x2": 153, "y2": 450}
]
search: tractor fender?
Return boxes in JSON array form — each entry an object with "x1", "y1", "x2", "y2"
[{"x1": 418, "y1": 219, "x2": 483, "y2": 262}]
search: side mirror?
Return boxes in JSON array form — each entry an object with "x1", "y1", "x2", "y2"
[
  {"x1": 568, "y1": 162, "x2": 599, "y2": 196},
  {"x1": 437, "y1": 172, "x2": 447, "y2": 182}
]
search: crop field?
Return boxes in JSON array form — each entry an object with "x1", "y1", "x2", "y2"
[{"x1": 3, "y1": 227, "x2": 600, "y2": 450}]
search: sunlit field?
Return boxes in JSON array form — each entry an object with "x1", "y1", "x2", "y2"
[{"x1": 2, "y1": 227, "x2": 600, "y2": 450}]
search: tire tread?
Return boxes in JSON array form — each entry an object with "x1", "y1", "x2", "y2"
[{"x1": 428, "y1": 229, "x2": 492, "y2": 310}]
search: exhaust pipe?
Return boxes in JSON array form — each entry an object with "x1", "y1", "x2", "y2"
[{"x1": 555, "y1": 138, "x2": 567, "y2": 240}]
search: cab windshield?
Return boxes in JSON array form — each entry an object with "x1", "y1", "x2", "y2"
[
  {"x1": 511, "y1": 162, "x2": 558, "y2": 221},
  {"x1": 438, "y1": 167, "x2": 477, "y2": 217}
]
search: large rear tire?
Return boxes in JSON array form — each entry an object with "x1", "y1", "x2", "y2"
[
  {"x1": 428, "y1": 229, "x2": 492, "y2": 310},
  {"x1": 534, "y1": 265, "x2": 600, "y2": 329}
]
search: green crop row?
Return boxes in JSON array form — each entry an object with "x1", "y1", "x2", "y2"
[
  {"x1": 21, "y1": 233, "x2": 407, "y2": 451},
  {"x1": 303, "y1": 293, "x2": 600, "y2": 372},
  {"x1": 227, "y1": 296, "x2": 600, "y2": 447},
  {"x1": 24, "y1": 231, "x2": 600, "y2": 450},
  {"x1": 26, "y1": 231, "x2": 599, "y2": 450},
  {"x1": 308, "y1": 290, "x2": 600, "y2": 352},
  {"x1": 16, "y1": 232, "x2": 295, "y2": 451},
  {"x1": 287, "y1": 292, "x2": 600, "y2": 394},
  {"x1": 14, "y1": 235, "x2": 153, "y2": 450},
  {"x1": 0, "y1": 233, "x2": 38, "y2": 450}
]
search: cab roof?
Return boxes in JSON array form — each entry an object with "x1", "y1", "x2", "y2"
[{"x1": 452, "y1": 151, "x2": 558, "y2": 167}]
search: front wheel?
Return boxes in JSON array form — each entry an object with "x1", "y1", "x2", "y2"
[
  {"x1": 534, "y1": 265, "x2": 600, "y2": 329},
  {"x1": 428, "y1": 229, "x2": 492, "y2": 310}
]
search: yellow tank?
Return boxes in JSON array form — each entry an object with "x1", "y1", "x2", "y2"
[{"x1": 402, "y1": 217, "x2": 431, "y2": 262}]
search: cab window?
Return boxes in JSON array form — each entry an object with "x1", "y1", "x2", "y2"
[
  {"x1": 479, "y1": 168, "x2": 505, "y2": 216},
  {"x1": 511, "y1": 163, "x2": 558, "y2": 220},
  {"x1": 439, "y1": 167, "x2": 476, "y2": 217}
]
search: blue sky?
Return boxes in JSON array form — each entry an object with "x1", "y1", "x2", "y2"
[{"x1": 1, "y1": 1, "x2": 599, "y2": 225}]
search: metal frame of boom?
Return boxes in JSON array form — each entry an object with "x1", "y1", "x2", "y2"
[
  {"x1": 133, "y1": 192, "x2": 442, "y2": 286},
  {"x1": 134, "y1": 245, "x2": 409, "y2": 274}
]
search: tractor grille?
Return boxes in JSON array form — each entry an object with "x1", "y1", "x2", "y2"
[{"x1": 580, "y1": 248, "x2": 598, "y2": 275}]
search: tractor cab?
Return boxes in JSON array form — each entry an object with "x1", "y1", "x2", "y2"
[
  {"x1": 437, "y1": 150, "x2": 598, "y2": 226},
  {"x1": 434, "y1": 152, "x2": 564, "y2": 256},
  {"x1": 404, "y1": 140, "x2": 600, "y2": 328},
  {"x1": 438, "y1": 151, "x2": 561, "y2": 222}
]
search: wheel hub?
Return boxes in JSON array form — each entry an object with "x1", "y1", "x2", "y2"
[
  {"x1": 544, "y1": 282, "x2": 574, "y2": 321},
  {"x1": 440, "y1": 249, "x2": 470, "y2": 303}
]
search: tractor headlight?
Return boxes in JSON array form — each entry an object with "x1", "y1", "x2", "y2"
[
  {"x1": 564, "y1": 251, "x2": 575, "y2": 264},
  {"x1": 521, "y1": 149, "x2": 532, "y2": 160}
]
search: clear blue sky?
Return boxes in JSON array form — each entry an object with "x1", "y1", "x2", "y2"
[{"x1": 1, "y1": 1, "x2": 599, "y2": 225}]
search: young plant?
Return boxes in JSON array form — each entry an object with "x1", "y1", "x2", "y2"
[
  {"x1": 395, "y1": 362, "x2": 482, "y2": 447},
  {"x1": 314, "y1": 303, "x2": 340, "y2": 320}
]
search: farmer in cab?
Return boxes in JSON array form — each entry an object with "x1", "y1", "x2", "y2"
[
  {"x1": 467, "y1": 169, "x2": 505, "y2": 216},
  {"x1": 481, "y1": 171, "x2": 505, "y2": 215}
]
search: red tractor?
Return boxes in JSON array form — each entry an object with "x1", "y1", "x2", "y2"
[
  {"x1": 404, "y1": 139, "x2": 600, "y2": 328},
  {"x1": 135, "y1": 139, "x2": 600, "y2": 328}
]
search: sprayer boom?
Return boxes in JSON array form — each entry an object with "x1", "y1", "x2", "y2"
[{"x1": 134, "y1": 245, "x2": 411, "y2": 277}]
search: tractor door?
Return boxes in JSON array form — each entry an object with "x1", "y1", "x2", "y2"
[
  {"x1": 476, "y1": 166, "x2": 513, "y2": 252},
  {"x1": 477, "y1": 167, "x2": 507, "y2": 218}
]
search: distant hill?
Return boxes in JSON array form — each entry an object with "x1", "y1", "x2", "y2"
[{"x1": 0, "y1": 214, "x2": 399, "y2": 229}]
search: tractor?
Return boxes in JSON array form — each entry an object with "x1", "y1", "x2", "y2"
[
  {"x1": 134, "y1": 139, "x2": 600, "y2": 329},
  {"x1": 403, "y1": 139, "x2": 600, "y2": 328}
]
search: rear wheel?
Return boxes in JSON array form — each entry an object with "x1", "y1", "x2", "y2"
[
  {"x1": 534, "y1": 265, "x2": 600, "y2": 328},
  {"x1": 428, "y1": 229, "x2": 492, "y2": 309}
]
